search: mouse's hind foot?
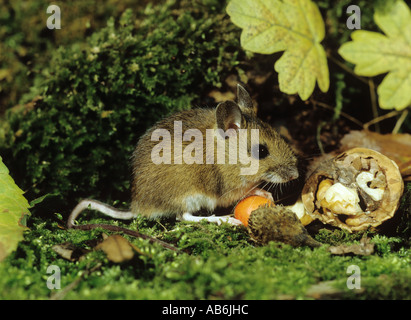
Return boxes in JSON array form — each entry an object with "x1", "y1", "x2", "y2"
[{"x1": 178, "y1": 212, "x2": 243, "y2": 226}]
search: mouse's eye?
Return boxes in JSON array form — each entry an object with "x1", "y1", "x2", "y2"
[{"x1": 252, "y1": 144, "x2": 269, "y2": 159}]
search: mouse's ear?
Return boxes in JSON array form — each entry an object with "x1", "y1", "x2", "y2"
[
  {"x1": 237, "y1": 84, "x2": 253, "y2": 110},
  {"x1": 215, "y1": 101, "x2": 242, "y2": 137}
]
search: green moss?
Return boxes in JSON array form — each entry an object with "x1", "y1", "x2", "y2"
[
  {"x1": 0, "y1": 0, "x2": 149, "y2": 111},
  {"x1": 1, "y1": 212, "x2": 410, "y2": 300},
  {"x1": 1, "y1": 0, "x2": 410, "y2": 301},
  {"x1": 1, "y1": 1, "x2": 243, "y2": 211},
  {"x1": 314, "y1": 228, "x2": 368, "y2": 246}
]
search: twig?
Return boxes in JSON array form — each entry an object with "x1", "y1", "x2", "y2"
[
  {"x1": 316, "y1": 121, "x2": 326, "y2": 155},
  {"x1": 67, "y1": 199, "x2": 180, "y2": 252},
  {"x1": 328, "y1": 54, "x2": 368, "y2": 85},
  {"x1": 313, "y1": 100, "x2": 363, "y2": 128},
  {"x1": 363, "y1": 110, "x2": 402, "y2": 131},
  {"x1": 392, "y1": 109, "x2": 409, "y2": 134},
  {"x1": 368, "y1": 78, "x2": 380, "y2": 133},
  {"x1": 70, "y1": 223, "x2": 181, "y2": 253},
  {"x1": 50, "y1": 263, "x2": 102, "y2": 300}
]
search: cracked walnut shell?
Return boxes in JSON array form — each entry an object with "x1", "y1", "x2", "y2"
[{"x1": 302, "y1": 148, "x2": 404, "y2": 232}]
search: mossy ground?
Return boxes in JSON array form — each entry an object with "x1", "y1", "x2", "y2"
[
  {"x1": 1, "y1": 200, "x2": 410, "y2": 300},
  {"x1": 0, "y1": 0, "x2": 410, "y2": 300}
]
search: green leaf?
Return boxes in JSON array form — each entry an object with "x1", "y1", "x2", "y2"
[
  {"x1": 226, "y1": 0, "x2": 329, "y2": 100},
  {"x1": 338, "y1": 0, "x2": 411, "y2": 110},
  {"x1": 0, "y1": 156, "x2": 30, "y2": 261},
  {"x1": 29, "y1": 192, "x2": 58, "y2": 207}
]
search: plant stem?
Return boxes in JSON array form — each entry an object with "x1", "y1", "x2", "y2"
[
  {"x1": 368, "y1": 78, "x2": 380, "y2": 133},
  {"x1": 313, "y1": 100, "x2": 363, "y2": 128},
  {"x1": 328, "y1": 54, "x2": 368, "y2": 85},
  {"x1": 316, "y1": 121, "x2": 325, "y2": 155},
  {"x1": 363, "y1": 110, "x2": 402, "y2": 131},
  {"x1": 392, "y1": 109, "x2": 409, "y2": 134}
]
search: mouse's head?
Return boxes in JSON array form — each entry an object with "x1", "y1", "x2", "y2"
[{"x1": 215, "y1": 84, "x2": 299, "y2": 185}]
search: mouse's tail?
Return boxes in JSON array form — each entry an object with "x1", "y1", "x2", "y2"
[{"x1": 67, "y1": 199, "x2": 135, "y2": 228}]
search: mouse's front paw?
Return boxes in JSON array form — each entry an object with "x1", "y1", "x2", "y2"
[{"x1": 247, "y1": 188, "x2": 274, "y2": 202}]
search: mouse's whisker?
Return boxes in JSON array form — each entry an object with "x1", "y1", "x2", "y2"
[
  {"x1": 242, "y1": 182, "x2": 263, "y2": 199},
  {"x1": 267, "y1": 182, "x2": 275, "y2": 195},
  {"x1": 261, "y1": 180, "x2": 270, "y2": 191},
  {"x1": 218, "y1": 181, "x2": 260, "y2": 202},
  {"x1": 272, "y1": 182, "x2": 280, "y2": 200}
]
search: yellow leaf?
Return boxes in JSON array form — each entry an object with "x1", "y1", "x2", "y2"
[
  {"x1": 338, "y1": 0, "x2": 411, "y2": 110},
  {"x1": 226, "y1": 0, "x2": 329, "y2": 100}
]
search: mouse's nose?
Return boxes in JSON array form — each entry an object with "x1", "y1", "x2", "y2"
[{"x1": 289, "y1": 168, "x2": 299, "y2": 181}]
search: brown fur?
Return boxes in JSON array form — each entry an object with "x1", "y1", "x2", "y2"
[{"x1": 130, "y1": 85, "x2": 298, "y2": 219}]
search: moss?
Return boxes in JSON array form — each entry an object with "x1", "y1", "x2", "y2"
[
  {"x1": 1, "y1": 0, "x2": 410, "y2": 301},
  {"x1": 0, "y1": 0, "x2": 149, "y2": 111},
  {"x1": 1, "y1": 0, "x2": 243, "y2": 213},
  {"x1": 1, "y1": 212, "x2": 410, "y2": 300}
]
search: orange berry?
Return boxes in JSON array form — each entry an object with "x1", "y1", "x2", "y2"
[{"x1": 234, "y1": 195, "x2": 275, "y2": 227}]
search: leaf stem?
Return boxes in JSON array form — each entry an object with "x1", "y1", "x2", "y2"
[
  {"x1": 316, "y1": 121, "x2": 326, "y2": 155},
  {"x1": 328, "y1": 54, "x2": 368, "y2": 85},
  {"x1": 392, "y1": 108, "x2": 409, "y2": 134},
  {"x1": 363, "y1": 110, "x2": 402, "y2": 131},
  {"x1": 312, "y1": 99, "x2": 364, "y2": 128},
  {"x1": 368, "y1": 78, "x2": 380, "y2": 133}
]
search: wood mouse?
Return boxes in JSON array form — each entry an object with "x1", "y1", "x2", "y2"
[{"x1": 68, "y1": 84, "x2": 299, "y2": 227}]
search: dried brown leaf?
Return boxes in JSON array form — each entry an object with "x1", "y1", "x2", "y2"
[
  {"x1": 328, "y1": 237, "x2": 374, "y2": 256},
  {"x1": 52, "y1": 242, "x2": 90, "y2": 261},
  {"x1": 96, "y1": 234, "x2": 135, "y2": 263}
]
